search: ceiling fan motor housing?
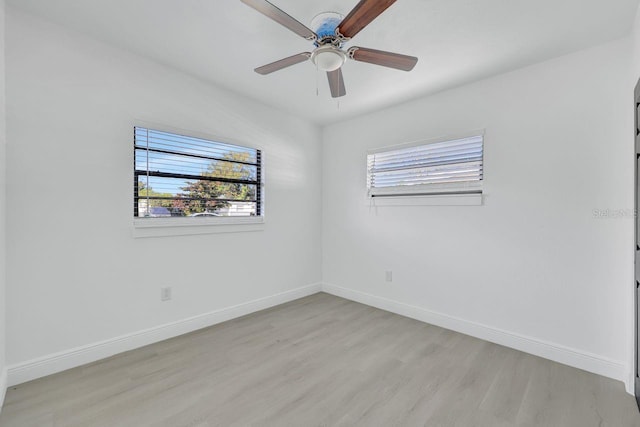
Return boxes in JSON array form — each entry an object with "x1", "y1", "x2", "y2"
[{"x1": 309, "y1": 12, "x2": 348, "y2": 72}]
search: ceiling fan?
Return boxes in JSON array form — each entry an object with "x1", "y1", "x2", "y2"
[{"x1": 240, "y1": 0, "x2": 418, "y2": 98}]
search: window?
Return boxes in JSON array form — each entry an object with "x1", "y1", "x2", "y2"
[
  {"x1": 366, "y1": 134, "x2": 483, "y2": 197},
  {"x1": 134, "y1": 127, "x2": 262, "y2": 219}
]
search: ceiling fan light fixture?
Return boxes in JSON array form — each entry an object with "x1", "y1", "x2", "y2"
[{"x1": 311, "y1": 46, "x2": 346, "y2": 72}]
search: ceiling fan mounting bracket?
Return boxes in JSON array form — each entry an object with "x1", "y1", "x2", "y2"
[
  {"x1": 316, "y1": 35, "x2": 342, "y2": 47},
  {"x1": 347, "y1": 46, "x2": 359, "y2": 60}
]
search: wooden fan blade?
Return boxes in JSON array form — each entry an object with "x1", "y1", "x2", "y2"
[
  {"x1": 327, "y1": 69, "x2": 346, "y2": 98},
  {"x1": 337, "y1": 0, "x2": 397, "y2": 39},
  {"x1": 350, "y1": 47, "x2": 417, "y2": 71},
  {"x1": 255, "y1": 53, "x2": 311, "y2": 75},
  {"x1": 241, "y1": 0, "x2": 317, "y2": 40}
]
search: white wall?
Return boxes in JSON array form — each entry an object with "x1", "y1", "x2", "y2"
[
  {"x1": 322, "y1": 37, "x2": 634, "y2": 387},
  {"x1": 5, "y1": 8, "x2": 322, "y2": 377},
  {"x1": 633, "y1": 6, "x2": 640, "y2": 79},
  {"x1": 0, "y1": 0, "x2": 7, "y2": 407}
]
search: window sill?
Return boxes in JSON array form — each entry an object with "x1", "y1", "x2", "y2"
[
  {"x1": 132, "y1": 217, "x2": 265, "y2": 238},
  {"x1": 366, "y1": 193, "x2": 483, "y2": 207}
]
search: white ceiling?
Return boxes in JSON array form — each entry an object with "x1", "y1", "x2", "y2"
[{"x1": 8, "y1": 0, "x2": 640, "y2": 125}]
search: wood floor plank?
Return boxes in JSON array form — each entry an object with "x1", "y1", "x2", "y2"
[{"x1": 0, "y1": 293, "x2": 638, "y2": 426}]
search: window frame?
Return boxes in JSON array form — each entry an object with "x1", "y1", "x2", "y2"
[
  {"x1": 366, "y1": 130, "x2": 484, "y2": 204},
  {"x1": 132, "y1": 123, "x2": 265, "y2": 234}
]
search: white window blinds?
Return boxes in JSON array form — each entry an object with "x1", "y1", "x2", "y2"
[{"x1": 367, "y1": 134, "x2": 483, "y2": 197}]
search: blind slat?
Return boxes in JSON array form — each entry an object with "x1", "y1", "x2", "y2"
[
  {"x1": 370, "y1": 153, "x2": 483, "y2": 172},
  {"x1": 369, "y1": 141, "x2": 483, "y2": 161}
]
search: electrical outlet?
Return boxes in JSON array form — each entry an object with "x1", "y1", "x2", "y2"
[
  {"x1": 160, "y1": 287, "x2": 172, "y2": 301},
  {"x1": 385, "y1": 271, "x2": 393, "y2": 282}
]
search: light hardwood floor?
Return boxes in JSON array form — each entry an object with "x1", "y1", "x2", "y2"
[{"x1": 1, "y1": 293, "x2": 639, "y2": 426}]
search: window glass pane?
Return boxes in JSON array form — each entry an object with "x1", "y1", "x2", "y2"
[{"x1": 135, "y1": 127, "x2": 261, "y2": 218}]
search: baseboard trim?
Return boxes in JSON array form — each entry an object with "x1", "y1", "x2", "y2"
[
  {"x1": 322, "y1": 283, "x2": 629, "y2": 390},
  {"x1": 7, "y1": 282, "x2": 631, "y2": 394},
  {"x1": 7, "y1": 283, "x2": 322, "y2": 387},
  {"x1": 0, "y1": 367, "x2": 7, "y2": 413}
]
